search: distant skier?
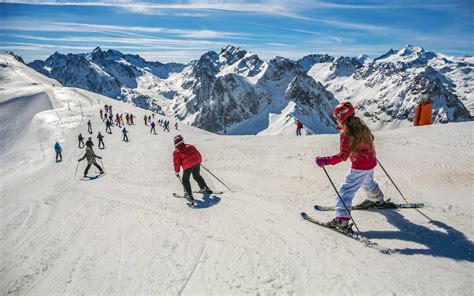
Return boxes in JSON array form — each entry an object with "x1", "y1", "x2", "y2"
[
  {"x1": 115, "y1": 113, "x2": 121, "y2": 127},
  {"x1": 100, "y1": 109, "x2": 103, "y2": 119},
  {"x1": 122, "y1": 127, "x2": 129, "y2": 142},
  {"x1": 144, "y1": 115, "x2": 148, "y2": 126},
  {"x1": 97, "y1": 132, "x2": 105, "y2": 149},
  {"x1": 85, "y1": 137, "x2": 94, "y2": 148},
  {"x1": 163, "y1": 120, "x2": 170, "y2": 132},
  {"x1": 129, "y1": 113, "x2": 135, "y2": 125},
  {"x1": 120, "y1": 114, "x2": 124, "y2": 126},
  {"x1": 126, "y1": 114, "x2": 130, "y2": 125},
  {"x1": 414, "y1": 91, "x2": 433, "y2": 127},
  {"x1": 296, "y1": 120, "x2": 303, "y2": 136},
  {"x1": 175, "y1": 122, "x2": 178, "y2": 130},
  {"x1": 78, "y1": 133, "x2": 85, "y2": 148},
  {"x1": 54, "y1": 141, "x2": 62, "y2": 162},
  {"x1": 78, "y1": 147, "x2": 104, "y2": 178},
  {"x1": 87, "y1": 120, "x2": 92, "y2": 134},
  {"x1": 105, "y1": 119, "x2": 112, "y2": 134},
  {"x1": 173, "y1": 135, "x2": 212, "y2": 202},
  {"x1": 108, "y1": 113, "x2": 113, "y2": 124},
  {"x1": 315, "y1": 102, "x2": 385, "y2": 229},
  {"x1": 148, "y1": 115, "x2": 151, "y2": 123},
  {"x1": 150, "y1": 121, "x2": 157, "y2": 134}
]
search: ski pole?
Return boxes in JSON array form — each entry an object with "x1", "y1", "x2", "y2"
[
  {"x1": 100, "y1": 158, "x2": 105, "y2": 173},
  {"x1": 321, "y1": 166, "x2": 364, "y2": 238},
  {"x1": 377, "y1": 160, "x2": 408, "y2": 203},
  {"x1": 377, "y1": 160, "x2": 432, "y2": 221},
  {"x1": 74, "y1": 161, "x2": 79, "y2": 178},
  {"x1": 200, "y1": 164, "x2": 232, "y2": 192}
]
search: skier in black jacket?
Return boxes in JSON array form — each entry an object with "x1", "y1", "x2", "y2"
[{"x1": 78, "y1": 147, "x2": 104, "y2": 178}]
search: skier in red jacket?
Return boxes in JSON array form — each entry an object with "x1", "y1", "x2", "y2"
[
  {"x1": 315, "y1": 102, "x2": 385, "y2": 229},
  {"x1": 173, "y1": 135, "x2": 212, "y2": 201},
  {"x1": 296, "y1": 120, "x2": 303, "y2": 136}
]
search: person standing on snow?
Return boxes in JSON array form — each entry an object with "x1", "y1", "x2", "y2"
[
  {"x1": 100, "y1": 109, "x2": 103, "y2": 120},
  {"x1": 129, "y1": 113, "x2": 135, "y2": 125},
  {"x1": 87, "y1": 120, "x2": 93, "y2": 134},
  {"x1": 144, "y1": 115, "x2": 148, "y2": 126},
  {"x1": 296, "y1": 120, "x2": 303, "y2": 136},
  {"x1": 163, "y1": 120, "x2": 170, "y2": 132},
  {"x1": 150, "y1": 121, "x2": 157, "y2": 134},
  {"x1": 78, "y1": 147, "x2": 104, "y2": 178},
  {"x1": 85, "y1": 137, "x2": 94, "y2": 149},
  {"x1": 122, "y1": 127, "x2": 129, "y2": 142},
  {"x1": 315, "y1": 102, "x2": 385, "y2": 229},
  {"x1": 97, "y1": 132, "x2": 105, "y2": 149},
  {"x1": 54, "y1": 141, "x2": 62, "y2": 162},
  {"x1": 175, "y1": 122, "x2": 178, "y2": 130},
  {"x1": 78, "y1": 133, "x2": 85, "y2": 148},
  {"x1": 172, "y1": 135, "x2": 212, "y2": 202},
  {"x1": 105, "y1": 119, "x2": 112, "y2": 134}
]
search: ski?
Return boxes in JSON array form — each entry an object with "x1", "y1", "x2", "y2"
[
  {"x1": 301, "y1": 212, "x2": 398, "y2": 254},
  {"x1": 314, "y1": 201, "x2": 424, "y2": 212},
  {"x1": 81, "y1": 173, "x2": 105, "y2": 181},
  {"x1": 193, "y1": 190, "x2": 224, "y2": 194}
]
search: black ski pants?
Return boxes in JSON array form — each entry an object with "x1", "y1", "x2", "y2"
[
  {"x1": 84, "y1": 162, "x2": 103, "y2": 175},
  {"x1": 182, "y1": 164, "x2": 208, "y2": 196}
]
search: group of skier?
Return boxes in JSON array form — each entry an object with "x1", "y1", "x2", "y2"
[
  {"x1": 144, "y1": 116, "x2": 173, "y2": 134},
  {"x1": 54, "y1": 98, "x2": 400, "y2": 228}
]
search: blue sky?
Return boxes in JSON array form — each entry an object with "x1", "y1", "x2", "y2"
[{"x1": 0, "y1": 0, "x2": 472, "y2": 63}]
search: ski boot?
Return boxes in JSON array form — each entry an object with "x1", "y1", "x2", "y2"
[
  {"x1": 197, "y1": 187, "x2": 213, "y2": 194},
  {"x1": 326, "y1": 217, "x2": 353, "y2": 234},
  {"x1": 183, "y1": 192, "x2": 196, "y2": 206},
  {"x1": 355, "y1": 199, "x2": 385, "y2": 210}
]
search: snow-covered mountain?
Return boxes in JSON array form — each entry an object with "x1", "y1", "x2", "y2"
[
  {"x1": 27, "y1": 45, "x2": 472, "y2": 134},
  {"x1": 161, "y1": 45, "x2": 338, "y2": 135},
  {"x1": 29, "y1": 47, "x2": 185, "y2": 112},
  {"x1": 302, "y1": 45, "x2": 472, "y2": 129}
]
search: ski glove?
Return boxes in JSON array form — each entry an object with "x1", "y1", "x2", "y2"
[{"x1": 315, "y1": 156, "x2": 329, "y2": 167}]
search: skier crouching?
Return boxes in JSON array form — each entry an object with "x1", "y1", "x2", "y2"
[
  {"x1": 172, "y1": 135, "x2": 212, "y2": 202},
  {"x1": 315, "y1": 102, "x2": 385, "y2": 229},
  {"x1": 78, "y1": 147, "x2": 104, "y2": 178}
]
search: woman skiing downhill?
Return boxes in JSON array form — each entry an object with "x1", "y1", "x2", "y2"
[{"x1": 315, "y1": 102, "x2": 385, "y2": 229}]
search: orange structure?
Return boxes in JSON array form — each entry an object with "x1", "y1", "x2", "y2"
[{"x1": 414, "y1": 100, "x2": 433, "y2": 126}]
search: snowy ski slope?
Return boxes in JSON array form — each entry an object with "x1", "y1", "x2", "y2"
[{"x1": 1, "y1": 54, "x2": 473, "y2": 295}]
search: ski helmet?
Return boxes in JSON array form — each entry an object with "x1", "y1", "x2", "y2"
[
  {"x1": 333, "y1": 102, "x2": 355, "y2": 123},
  {"x1": 174, "y1": 135, "x2": 184, "y2": 146}
]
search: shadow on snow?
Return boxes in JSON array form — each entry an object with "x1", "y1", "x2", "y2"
[
  {"x1": 365, "y1": 210, "x2": 473, "y2": 261},
  {"x1": 191, "y1": 194, "x2": 221, "y2": 209}
]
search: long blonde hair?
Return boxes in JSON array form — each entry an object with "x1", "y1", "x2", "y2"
[{"x1": 342, "y1": 114, "x2": 374, "y2": 157}]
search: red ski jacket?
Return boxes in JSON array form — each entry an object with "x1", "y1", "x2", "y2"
[
  {"x1": 326, "y1": 133, "x2": 377, "y2": 170},
  {"x1": 173, "y1": 144, "x2": 202, "y2": 172}
]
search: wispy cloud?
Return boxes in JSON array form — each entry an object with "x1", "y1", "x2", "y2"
[{"x1": 1, "y1": 18, "x2": 250, "y2": 40}]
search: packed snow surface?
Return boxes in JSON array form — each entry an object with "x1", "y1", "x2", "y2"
[{"x1": 1, "y1": 54, "x2": 473, "y2": 295}]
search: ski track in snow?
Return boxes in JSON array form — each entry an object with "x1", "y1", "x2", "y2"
[{"x1": 1, "y1": 54, "x2": 473, "y2": 295}]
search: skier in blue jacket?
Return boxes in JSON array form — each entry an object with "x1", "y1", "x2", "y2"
[{"x1": 54, "y1": 141, "x2": 62, "y2": 162}]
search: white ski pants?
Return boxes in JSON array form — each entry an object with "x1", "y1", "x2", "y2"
[{"x1": 335, "y1": 168, "x2": 383, "y2": 218}]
